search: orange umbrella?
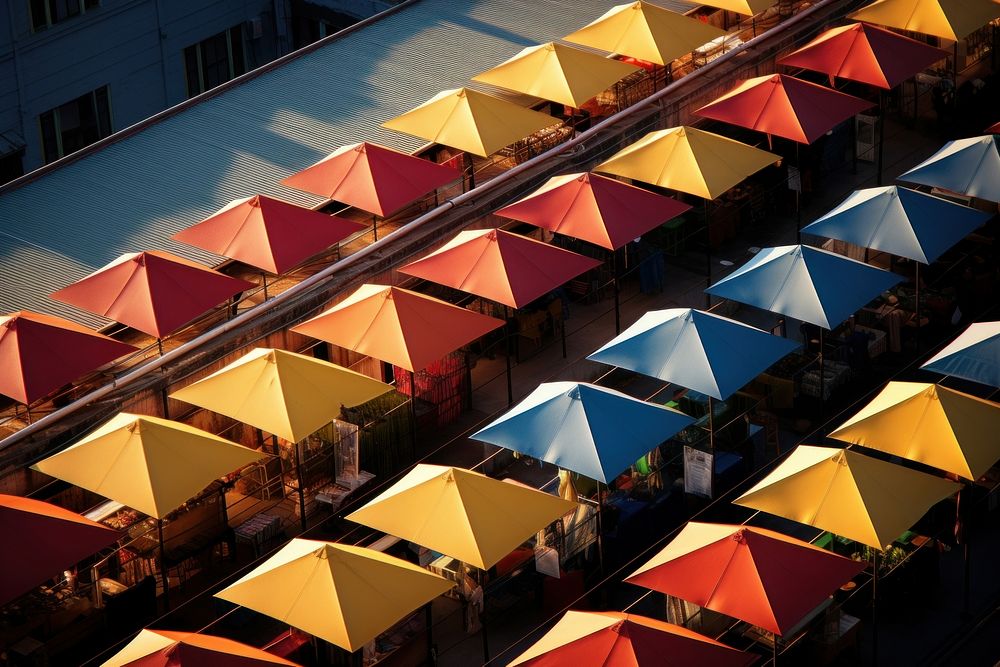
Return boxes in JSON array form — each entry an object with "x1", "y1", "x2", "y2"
[
  {"x1": 779, "y1": 23, "x2": 947, "y2": 89},
  {"x1": 696, "y1": 73, "x2": 874, "y2": 145},
  {"x1": 50, "y1": 251, "x2": 254, "y2": 339},
  {"x1": 291, "y1": 284, "x2": 504, "y2": 372},
  {"x1": 400, "y1": 229, "x2": 600, "y2": 309},
  {"x1": 0, "y1": 310, "x2": 135, "y2": 405},
  {"x1": 0, "y1": 494, "x2": 120, "y2": 605},
  {"x1": 280, "y1": 142, "x2": 460, "y2": 217},
  {"x1": 626, "y1": 522, "x2": 865, "y2": 635},
  {"x1": 172, "y1": 195, "x2": 365, "y2": 275},
  {"x1": 495, "y1": 172, "x2": 691, "y2": 251},
  {"x1": 104, "y1": 628, "x2": 299, "y2": 666},
  {"x1": 508, "y1": 610, "x2": 755, "y2": 666}
]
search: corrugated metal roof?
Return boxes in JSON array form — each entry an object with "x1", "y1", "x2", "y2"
[{"x1": 0, "y1": 0, "x2": 691, "y2": 324}]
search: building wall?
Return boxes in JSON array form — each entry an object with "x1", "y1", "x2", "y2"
[{"x1": 0, "y1": 0, "x2": 391, "y2": 178}]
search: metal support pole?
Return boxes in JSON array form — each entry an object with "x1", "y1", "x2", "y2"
[
  {"x1": 819, "y1": 328, "x2": 825, "y2": 412},
  {"x1": 410, "y1": 369, "x2": 419, "y2": 461},
  {"x1": 915, "y1": 262, "x2": 922, "y2": 351},
  {"x1": 372, "y1": 214, "x2": 378, "y2": 242},
  {"x1": 612, "y1": 248, "x2": 621, "y2": 335},
  {"x1": 426, "y1": 603, "x2": 436, "y2": 665},
  {"x1": 872, "y1": 550, "x2": 879, "y2": 666},
  {"x1": 876, "y1": 90, "x2": 885, "y2": 187},
  {"x1": 708, "y1": 396, "x2": 715, "y2": 452},
  {"x1": 480, "y1": 588, "x2": 490, "y2": 663},
  {"x1": 596, "y1": 481, "x2": 605, "y2": 575},
  {"x1": 465, "y1": 152, "x2": 476, "y2": 190},
  {"x1": 294, "y1": 441, "x2": 307, "y2": 531},
  {"x1": 156, "y1": 338, "x2": 164, "y2": 356},
  {"x1": 261, "y1": 271, "x2": 269, "y2": 301},
  {"x1": 158, "y1": 518, "x2": 170, "y2": 610},
  {"x1": 704, "y1": 200, "x2": 712, "y2": 308},
  {"x1": 505, "y1": 306, "x2": 514, "y2": 406},
  {"x1": 772, "y1": 634, "x2": 778, "y2": 666}
]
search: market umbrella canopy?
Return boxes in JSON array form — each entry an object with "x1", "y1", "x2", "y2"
[
  {"x1": 400, "y1": 229, "x2": 601, "y2": 309},
  {"x1": 588, "y1": 308, "x2": 798, "y2": 400},
  {"x1": 922, "y1": 321, "x2": 1000, "y2": 387},
  {"x1": 346, "y1": 464, "x2": 576, "y2": 569},
  {"x1": 172, "y1": 195, "x2": 365, "y2": 275},
  {"x1": 291, "y1": 284, "x2": 504, "y2": 372},
  {"x1": 0, "y1": 494, "x2": 120, "y2": 605},
  {"x1": 898, "y1": 135, "x2": 1000, "y2": 202},
  {"x1": 472, "y1": 42, "x2": 639, "y2": 108},
  {"x1": 706, "y1": 244, "x2": 902, "y2": 330},
  {"x1": 170, "y1": 347, "x2": 392, "y2": 443},
  {"x1": 495, "y1": 172, "x2": 691, "y2": 250},
  {"x1": 778, "y1": 23, "x2": 947, "y2": 89},
  {"x1": 987, "y1": 120, "x2": 1000, "y2": 134},
  {"x1": 695, "y1": 74, "x2": 874, "y2": 145},
  {"x1": 564, "y1": 2, "x2": 727, "y2": 67},
  {"x1": 103, "y1": 628, "x2": 299, "y2": 667},
  {"x1": 802, "y1": 186, "x2": 991, "y2": 264},
  {"x1": 735, "y1": 445, "x2": 961, "y2": 549},
  {"x1": 382, "y1": 87, "x2": 561, "y2": 157},
  {"x1": 32, "y1": 413, "x2": 264, "y2": 519},
  {"x1": 696, "y1": 0, "x2": 775, "y2": 14},
  {"x1": 50, "y1": 251, "x2": 255, "y2": 339},
  {"x1": 848, "y1": 0, "x2": 1000, "y2": 41},
  {"x1": 595, "y1": 126, "x2": 779, "y2": 200},
  {"x1": 829, "y1": 382, "x2": 1000, "y2": 481},
  {"x1": 216, "y1": 540, "x2": 453, "y2": 653},
  {"x1": 508, "y1": 610, "x2": 755, "y2": 666},
  {"x1": 626, "y1": 522, "x2": 865, "y2": 636},
  {"x1": 0, "y1": 310, "x2": 136, "y2": 405},
  {"x1": 471, "y1": 382, "x2": 693, "y2": 484},
  {"x1": 280, "y1": 142, "x2": 460, "y2": 217}
]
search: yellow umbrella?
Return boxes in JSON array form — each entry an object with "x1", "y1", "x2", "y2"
[
  {"x1": 564, "y1": 1, "x2": 727, "y2": 66},
  {"x1": 698, "y1": 0, "x2": 776, "y2": 15},
  {"x1": 829, "y1": 382, "x2": 1000, "y2": 481},
  {"x1": 103, "y1": 628, "x2": 299, "y2": 666},
  {"x1": 32, "y1": 412, "x2": 263, "y2": 519},
  {"x1": 216, "y1": 539, "x2": 454, "y2": 652},
  {"x1": 381, "y1": 87, "x2": 561, "y2": 157},
  {"x1": 848, "y1": 0, "x2": 1000, "y2": 41},
  {"x1": 346, "y1": 464, "x2": 576, "y2": 569},
  {"x1": 735, "y1": 445, "x2": 960, "y2": 549},
  {"x1": 170, "y1": 347, "x2": 392, "y2": 443},
  {"x1": 594, "y1": 126, "x2": 778, "y2": 200},
  {"x1": 472, "y1": 42, "x2": 638, "y2": 108}
]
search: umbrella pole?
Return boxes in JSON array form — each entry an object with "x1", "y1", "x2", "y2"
[
  {"x1": 876, "y1": 90, "x2": 885, "y2": 187},
  {"x1": 704, "y1": 200, "x2": 711, "y2": 308},
  {"x1": 819, "y1": 329, "x2": 825, "y2": 414},
  {"x1": 465, "y1": 153, "x2": 476, "y2": 190},
  {"x1": 425, "y1": 602, "x2": 435, "y2": 665},
  {"x1": 596, "y1": 481, "x2": 605, "y2": 576},
  {"x1": 708, "y1": 396, "x2": 715, "y2": 452},
  {"x1": 960, "y1": 483, "x2": 971, "y2": 616},
  {"x1": 261, "y1": 272, "x2": 268, "y2": 301},
  {"x1": 914, "y1": 263, "x2": 921, "y2": 352},
  {"x1": 156, "y1": 338, "x2": 164, "y2": 356},
  {"x1": 372, "y1": 214, "x2": 378, "y2": 242},
  {"x1": 612, "y1": 248, "x2": 621, "y2": 335},
  {"x1": 772, "y1": 633, "x2": 778, "y2": 665},
  {"x1": 505, "y1": 306, "x2": 514, "y2": 406},
  {"x1": 294, "y1": 440, "x2": 308, "y2": 531},
  {"x1": 410, "y1": 369, "x2": 419, "y2": 461},
  {"x1": 158, "y1": 518, "x2": 170, "y2": 611},
  {"x1": 872, "y1": 550, "x2": 879, "y2": 666}
]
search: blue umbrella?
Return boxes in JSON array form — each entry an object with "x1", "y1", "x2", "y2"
[
  {"x1": 899, "y1": 135, "x2": 1000, "y2": 202},
  {"x1": 921, "y1": 321, "x2": 1000, "y2": 388},
  {"x1": 588, "y1": 308, "x2": 798, "y2": 400},
  {"x1": 706, "y1": 245, "x2": 902, "y2": 330},
  {"x1": 802, "y1": 186, "x2": 991, "y2": 264},
  {"x1": 471, "y1": 381, "x2": 693, "y2": 484}
]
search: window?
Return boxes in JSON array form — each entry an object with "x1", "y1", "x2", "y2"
[
  {"x1": 0, "y1": 152, "x2": 24, "y2": 186},
  {"x1": 39, "y1": 86, "x2": 112, "y2": 164},
  {"x1": 184, "y1": 26, "x2": 246, "y2": 98},
  {"x1": 29, "y1": 0, "x2": 99, "y2": 32}
]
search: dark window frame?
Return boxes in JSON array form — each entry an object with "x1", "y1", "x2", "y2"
[
  {"x1": 38, "y1": 85, "x2": 113, "y2": 164},
  {"x1": 183, "y1": 25, "x2": 246, "y2": 98},
  {"x1": 29, "y1": 0, "x2": 100, "y2": 32}
]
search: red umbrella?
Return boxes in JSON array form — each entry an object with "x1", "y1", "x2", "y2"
[
  {"x1": 508, "y1": 610, "x2": 755, "y2": 666},
  {"x1": 626, "y1": 522, "x2": 865, "y2": 636},
  {"x1": 0, "y1": 311, "x2": 136, "y2": 404},
  {"x1": 400, "y1": 229, "x2": 601, "y2": 309},
  {"x1": 291, "y1": 284, "x2": 504, "y2": 372},
  {"x1": 696, "y1": 73, "x2": 874, "y2": 145},
  {"x1": 495, "y1": 172, "x2": 691, "y2": 251},
  {"x1": 172, "y1": 195, "x2": 365, "y2": 275},
  {"x1": 50, "y1": 251, "x2": 255, "y2": 339},
  {"x1": 0, "y1": 494, "x2": 120, "y2": 605},
  {"x1": 280, "y1": 142, "x2": 460, "y2": 217},
  {"x1": 779, "y1": 23, "x2": 947, "y2": 90},
  {"x1": 986, "y1": 121, "x2": 1000, "y2": 133}
]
